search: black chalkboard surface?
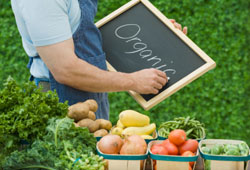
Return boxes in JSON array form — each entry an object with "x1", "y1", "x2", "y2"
[{"x1": 96, "y1": 0, "x2": 216, "y2": 110}]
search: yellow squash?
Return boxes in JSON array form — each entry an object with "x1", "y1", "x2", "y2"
[
  {"x1": 119, "y1": 110, "x2": 150, "y2": 127},
  {"x1": 116, "y1": 119, "x2": 125, "y2": 129},
  {"x1": 140, "y1": 135, "x2": 154, "y2": 139},
  {"x1": 122, "y1": 123, "x2": 156, "y2": 136}
]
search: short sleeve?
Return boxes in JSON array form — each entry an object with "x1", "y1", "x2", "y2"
[{"x1": 21, "y1": 0, "x2": 72, "y2": 46}]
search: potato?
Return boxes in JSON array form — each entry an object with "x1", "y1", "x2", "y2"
[
  {"x1": 94, "y1": 129, "x2": 109, "y2": 137},
  {"x1": 95, "y1": 119, "x2": 112, "y2": 130},
  {"x1": 77, "y1": 118, "x2": 94, "y2": 128},
  {"x1": 67, "y1": 102, "x2": 89, "y2": 121},
  {"x1": 88, "y1": 111, "x2": 96, "y2": 120},
  {"x1": 85, "y1": 99, "x2": 98, "y2": 112},
  {"x1": 88, "y1": 121, "x2": 100, "y2": 133}
]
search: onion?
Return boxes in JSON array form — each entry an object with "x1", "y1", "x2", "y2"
[
  {"x1": 120, "y1": 135, "x2": 147, "y2": 155},
  {"x1": 98, "y1": 134, "x2": 123, "y2": 154}
]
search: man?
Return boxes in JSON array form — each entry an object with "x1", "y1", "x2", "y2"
[{"x1": 11, "y1": 0, "x2": 187, "y2": 119}]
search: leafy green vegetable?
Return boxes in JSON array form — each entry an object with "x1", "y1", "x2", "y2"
[
  {"x1": 0, "y1": 77, "x2": 68, "y2": 165},
  {"x1": 3, "y1": 117, "x2": 104, "y2": 170},
  {"x1": 158, "y1": 116, "x2": 205, "y2": 139}
]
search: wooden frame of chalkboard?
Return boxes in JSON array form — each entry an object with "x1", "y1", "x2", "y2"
[{"x1": 96, "y1": 0, "x2": 216, "y2": 110}]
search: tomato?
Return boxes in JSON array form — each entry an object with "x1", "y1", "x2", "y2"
[
  {"x1": 151, "y1": 144, "x2": 168, "y2": 155},
  {"x1": 179, "y1": 139, "x2": 198, "y2": 155},
  {"x1": 162, "y1": 140, "x2": 179, "y2": 155},
  {"x1": 181, "y1": 151, "x2": 195, "y2": 167},
  {"x1": 168, "y1": 129, "x2": 186, "y2": 146},
  {"x1": 151, "y1": 144, "x2": 162, "y2": 151}
]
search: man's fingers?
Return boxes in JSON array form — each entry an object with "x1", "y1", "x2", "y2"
[
  {"x1": 155, "y1": 69, "x2": 167, "y2": 79},
  {"x1": 152, "y1": 88, "x2": 159, "y2": 94},
  {"x1": 156, "y1": 76, "x2": 167, "y2": 86},
  {"x1": 183, "y1": 26, "x2": 188, "y2": 35},
  {"x1": 169, "y1": 19, "x2": 175, "y2": 24}
]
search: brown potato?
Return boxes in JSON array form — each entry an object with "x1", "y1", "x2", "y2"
[
  {"x1": 94, "y1": 129, "x2": 108, "y2": 137},
  {"x1": 88, "y1": 121, "x2": 100, "y2": 133},
  {"x1": 88, "y1": 111, "x2": 96, "y2": 120},
  {"x1": 77, "y1": 118, "x2": 94, "y2": 128},
  {"x1": 67, "y1": 102, "x2": 89, "y2": 121},
  {"x1": 85, "y1": 99, "x2": 98, "y2": 112},
  {"x1": 95, "y1": 119, "x2": 112, "y2": 130}
]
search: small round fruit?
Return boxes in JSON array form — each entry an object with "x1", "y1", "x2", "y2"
[
  {"x1": 179, "y1": 139, "x2": 199, "y2": 155},
  {"x1": 168, "y1": 129, "x2": 186, "y2": 146},
  {"x1": 162, "y1": 140, "x2": 178, "y2": 155},
  {"x1": 151, "y1": 144, "x2": 168, "y2": 155},
  {"x1": 181, "y1": 151, "x2": 195, "y2": 167}
]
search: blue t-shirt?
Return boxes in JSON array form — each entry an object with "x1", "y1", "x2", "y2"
[{"x1": 11, "y1": 0, "x2": 81, "y2": 79}]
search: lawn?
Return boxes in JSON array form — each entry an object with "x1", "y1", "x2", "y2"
[{"x1": 0, "y1": 0, "x2": 249, "y2": 144}]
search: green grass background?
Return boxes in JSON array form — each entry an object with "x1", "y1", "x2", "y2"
[{"x1": 0, "y1": 0, "x2": 249, "y2": 144}]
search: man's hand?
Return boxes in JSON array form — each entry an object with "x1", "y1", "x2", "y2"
[
  {"x1": 129, "y1": 68, "x2": 168, "y2": 94},
  {"x1": 170, "y1": 19, "x2": 188, "y2": 35}
]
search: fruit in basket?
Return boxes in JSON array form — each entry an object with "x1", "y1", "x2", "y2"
[
  {"x1": 179, "y1": 139, "x2": 199, "y2": 154},
  {"x1": 181, "y1": 151, "x2": 195, "y2": 167},
  {"x1": 162, "y1": 140, "x2": 178, "y2": 155},
  {"x1": 168, "y1": 129, "x2": 186, "y2": 146},
  {"x1": 120, "y1": 135, "x2": 147, "y2": 155},
  {"x1": 119, "y1": 110, "x2": 150, "y2": 127},
  {"x1": 122, "y1": 123, "x2": 156, "y2": 136},
  {"x1": 151, "y1": 144, "x2": 168, "y2": 155},
  {"x1": 98, "y1": 134, "x2": 124, "y2": 154}
]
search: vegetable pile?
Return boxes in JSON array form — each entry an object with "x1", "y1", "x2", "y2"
[
  {"x1": 201, "y1": 142, "x2": 249, "y2": 156},
  {"x1": 158, "y1": 117, "x2": 205, "y2": 140},
  {"x1": 150, "y1": 129, "x2": 199, "y2": 170},
  {"x1": 3, "y1": 117, "x2": 105, "y2": 170},
  {"x1": 0, "y1": 77, "x2": 68, "y2": 164},
  {"x1": 68, "y1": 100, "x2": 112, "y2": 137},
  {"x1": 98, "y1": 134, "x2": 147, "y2": 155},
  {"x1": 111, "y1": 110, "x2": 156, "y2": 139}
]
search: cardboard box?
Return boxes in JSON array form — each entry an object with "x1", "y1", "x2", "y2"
[
  {"x1": 96, "y1": 142, "x2": 148, "y2": 170},
  {"x1": 148, "y1": 140, "x2": 198, "y2": 170},
  {"x1": 199, "y1": 139, "x2": 250, "y2": 170}
]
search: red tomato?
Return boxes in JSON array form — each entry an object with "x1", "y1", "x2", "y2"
[
  {"x1": 179, "y1": 139, "x2": 198, "y2": 155},
  {"x1": 168, "y1": 129, "x2": 186, "y2": 146},
  {"x1": 162, "y1": 139, "x2": 170, "y2": 145},
  {"x1": 151, "y1": 144, "x2": 168, "y2": 155},
  {"x1": 162, "y1": 140, "x2": 179, "y2": 155},
  {"x1": 151, "y1": 144, "x2": 162, "y2": 151},
  {"x1": 181, "y1": 151, "x2": 195, "y2": 167}
]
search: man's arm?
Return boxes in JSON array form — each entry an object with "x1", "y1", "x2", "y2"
[{"x1": 36, "y1": 38, "x2": 167, "y2": 94}]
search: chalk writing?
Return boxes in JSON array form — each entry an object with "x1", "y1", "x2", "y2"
[{"x1": 115, "y1": 24, "x2": 176, "y2": 76}]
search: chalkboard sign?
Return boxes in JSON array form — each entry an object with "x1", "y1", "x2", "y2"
[{"x1": 96, "y1": 0, "x2": 216, "y2": 110}]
